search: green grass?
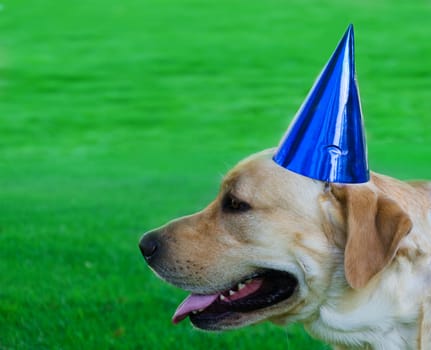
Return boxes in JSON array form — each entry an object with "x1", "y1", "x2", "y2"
[{"x1": 0, "y1": 0, "x2": 430, "y2": 348}]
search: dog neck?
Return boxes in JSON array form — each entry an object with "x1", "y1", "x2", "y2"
[{"x1": 304, "y1": 237, "x2": 431, "y2": 350}]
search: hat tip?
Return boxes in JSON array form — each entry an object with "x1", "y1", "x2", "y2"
[{"x1": 344, "y1": 23, "x2": 354, "y2": 42}]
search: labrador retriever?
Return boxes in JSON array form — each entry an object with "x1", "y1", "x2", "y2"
[{"x1": 139, "y1": 149, "x2": 431, "y2": 350}]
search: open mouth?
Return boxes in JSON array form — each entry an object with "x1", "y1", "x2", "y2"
[{"x1": 172, "y1": 269, "x2": 298, "y2": 329}]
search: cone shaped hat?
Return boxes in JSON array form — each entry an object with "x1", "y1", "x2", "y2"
[{"x1": 273, "y1": 24, "x2": 369, "y2": 183}]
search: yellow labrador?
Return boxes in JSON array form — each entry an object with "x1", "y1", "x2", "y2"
[{"x1": 139, "y1": 149, "x2": 431, "y2": 350}]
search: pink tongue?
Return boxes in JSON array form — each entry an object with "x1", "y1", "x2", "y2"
[
  {"x1": 172, "y1": 294, "x2": 219, "y2": 324},
  {"x1": 171, "y1": 279, "x2": 265, "y2": 324}
]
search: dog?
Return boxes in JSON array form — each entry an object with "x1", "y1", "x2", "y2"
[{"x1": 139, "y1": 148, "x2": 431, "y2": 350}]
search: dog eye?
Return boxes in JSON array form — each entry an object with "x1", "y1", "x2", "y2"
[{"x1": 222, "y1": 194, "x2": 251, "y2": 213}]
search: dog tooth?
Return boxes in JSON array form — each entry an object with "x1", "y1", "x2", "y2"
[
  {"x1": 220, "y1": 295, "x2": 227, "y2": 301},
  {"x1": 229, "y1": 290, "x2": 236, "y2": 296},
  {"x1": 192, "y1": 311, "x2": 198, "y2": 314},
  {"x1": 238, "y1": 283, "x2": 246, "y2": 290},
  {"x1": 198, "y1": 309, "x2": 204, "y2": 312}
]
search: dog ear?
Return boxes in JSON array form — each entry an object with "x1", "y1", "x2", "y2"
[{"x1": 329, "y1": 184, "x2": 412, "y2": 289}]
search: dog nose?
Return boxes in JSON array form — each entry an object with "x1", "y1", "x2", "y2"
[{"x1": 139, "y1": 231, "x2": 160, "y2": 263}]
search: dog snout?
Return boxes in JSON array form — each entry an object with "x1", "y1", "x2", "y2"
[{"x1": 139, "y1": 231, "x2": 161, "y2": 264}]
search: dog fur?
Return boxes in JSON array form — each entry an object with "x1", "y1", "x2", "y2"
[{"x1": 140, "y1": 149, "x2": 431, "y2": 350}]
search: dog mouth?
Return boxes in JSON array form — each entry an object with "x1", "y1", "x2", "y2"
[{"x1": 172, "y1": 269, "x2": 298, "y2": 329}]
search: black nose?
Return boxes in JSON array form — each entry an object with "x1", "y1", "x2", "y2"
[{"x1": 139, "y1": 231, "x2": 160, "y2": 263}]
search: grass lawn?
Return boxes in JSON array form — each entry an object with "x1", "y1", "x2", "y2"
[{"x1": 0, "y1": 0, "x2": 430, "y2": 349}]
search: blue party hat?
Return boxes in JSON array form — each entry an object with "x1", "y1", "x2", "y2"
[{"x1": 273, "y1": 24, "x2": 369, "y2": 183}]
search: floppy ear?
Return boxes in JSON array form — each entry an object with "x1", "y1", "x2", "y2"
[{"x1": 330, "y1": 185, "x2": 412, "y2": 289}]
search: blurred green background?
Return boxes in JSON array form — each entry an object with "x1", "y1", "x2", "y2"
[{"x1": 1, "y1": 0, "x2": 430, "y2": 349}]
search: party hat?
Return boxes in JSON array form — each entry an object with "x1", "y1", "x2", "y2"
[{"x1": 273, "y1": 24, "x2": 369, "y2": 183}]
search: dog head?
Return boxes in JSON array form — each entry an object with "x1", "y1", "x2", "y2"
[{"x1": 139, "y1": 149, "x2": 412, "y2": 330}]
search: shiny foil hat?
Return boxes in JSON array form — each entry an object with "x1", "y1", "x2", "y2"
[{"x1": 273, "y1": 24, "x2": 369, "y2": 183}]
